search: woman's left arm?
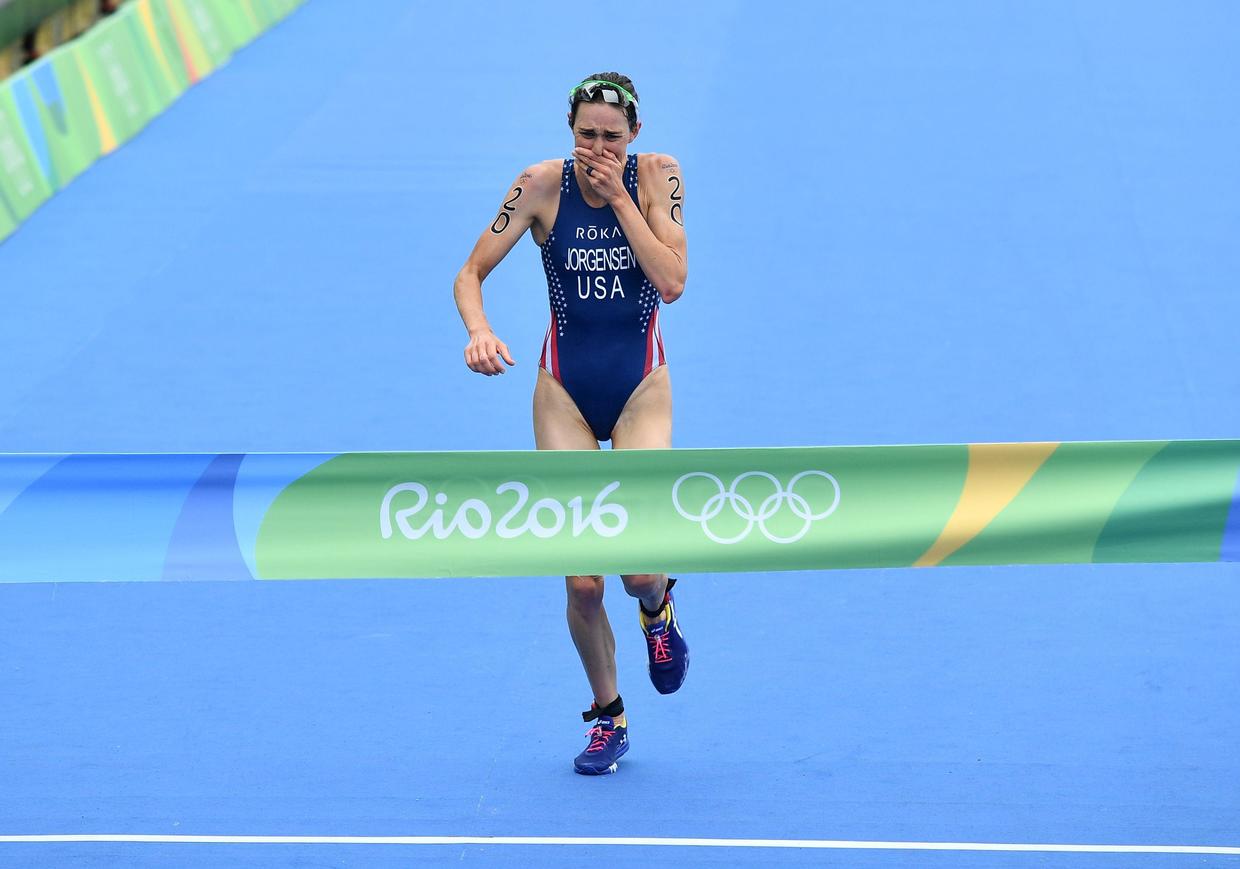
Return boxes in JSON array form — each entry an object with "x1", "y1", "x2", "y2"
[{"x1": 575, "y1": 149, "x2": 688, "y2": 303}]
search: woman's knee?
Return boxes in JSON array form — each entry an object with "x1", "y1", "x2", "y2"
[
  {"x1": 566, "y1": 574, "x2": 605, "y2": 611},
  {"x1": 620, "y1": 573, "x2": 664, "y2": 600}
]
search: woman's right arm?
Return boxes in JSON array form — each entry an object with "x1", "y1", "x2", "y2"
[{"x1": 454, "y1": 165, "x2": 548, "y2": 376}]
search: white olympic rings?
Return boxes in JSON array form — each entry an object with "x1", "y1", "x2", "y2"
[{"x1": 671, "y1": 470, "x2": 841, "y2": 545}]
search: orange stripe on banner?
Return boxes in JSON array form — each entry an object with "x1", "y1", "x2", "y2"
[
  {"x1": 914, "y1": 442, "x2": 1060, "y2": 567},
  {"x1": 166, "y1": 0, "x2": 202, "y2": 83},
  {"x1": 73, "y1": 53, "x2": 117, "y2": 154}
]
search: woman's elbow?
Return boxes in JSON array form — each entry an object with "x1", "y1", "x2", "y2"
[
  {"x1": 659, "y1": 281, "x2": 685, "y2": 304},
  {"x1": 659, "y1": 267, "x2": 686, "y2": 302},
  {"x1": 454, "y1": 264, "x2": 480, "y2": 295}
]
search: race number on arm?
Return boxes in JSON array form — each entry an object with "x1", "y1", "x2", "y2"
[
  {"x1": 640, "y1": 153, "x2": 688, "y2": 301},
  {"x1": 453, "y1": 162, "x2": 557, "y2": 375},
  {"x1": 461, "y1": 162, "x2": 557, "y2": 284}
]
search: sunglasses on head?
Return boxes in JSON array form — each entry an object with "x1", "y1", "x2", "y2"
[{"x1": 569, "y1": 80, "x2": 639, "y2": 116}]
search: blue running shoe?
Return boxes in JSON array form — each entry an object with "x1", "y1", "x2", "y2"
[
  {"x1": 573, "y1": 715, "x2": 628, "y2": 775},
  {"x1": 640, "y1": 577, "x2": 689, "y2": 695}
]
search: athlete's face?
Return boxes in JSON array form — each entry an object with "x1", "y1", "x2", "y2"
[{"x1": 568, "y1": 101, "x2": 640, "y2": 161}]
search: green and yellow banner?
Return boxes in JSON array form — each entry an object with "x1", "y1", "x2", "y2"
[{"x1": 0, "y1": 0, "x2": 306, "y2": 243}]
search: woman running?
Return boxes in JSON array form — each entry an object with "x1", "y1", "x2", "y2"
[{"x1": 453, "y1": 73, "x2": 689, "y2": 775}]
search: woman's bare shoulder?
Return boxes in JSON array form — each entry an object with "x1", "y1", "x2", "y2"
[
  {"x1": 638, "y1": 152, "x2": 682, "y2": 173},
  {"x1": 514, "y1": 159, "x2": 566, "y2": 194}
]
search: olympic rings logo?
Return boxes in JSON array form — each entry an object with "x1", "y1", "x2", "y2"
[{"x1": 671, "y1": 470, "x2": 841, "y2": 545}]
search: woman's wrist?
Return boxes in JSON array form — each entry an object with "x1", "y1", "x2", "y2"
[{"x1": 605, "y1": 189, "x2": 632, "y2": 214}]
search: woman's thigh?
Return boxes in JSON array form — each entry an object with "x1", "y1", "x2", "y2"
[
  {"x1": 533, "y1": 368, "x2": 599, "y2": 451},
  {"x1": 611, "y1": 366, "x2": 672, "y2": 450}
]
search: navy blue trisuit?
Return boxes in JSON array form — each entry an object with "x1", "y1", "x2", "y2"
[{"x1": 538, "y1": 154, "x2": 666, "y2": 441}]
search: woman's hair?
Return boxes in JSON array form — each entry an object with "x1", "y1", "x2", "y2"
[{"x1": 569, "y1": 72, "x2": 640, "y2": 131}]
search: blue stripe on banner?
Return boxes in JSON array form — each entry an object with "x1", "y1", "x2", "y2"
[
  {"x1": 29, "y1": 61, "x2": 67, "y2": 132},
  {"x1": 0, "y1": 454, "x2": 214, "y2": 582},
  {"x1": 0, "y1": 454, "x2": 65, "y2": 516},
  {"x1": 1222, "y1": 467, "x2": 1240, "y2": 562},
  {"x1": 163, "y1": 454, "x2": 252, "y2": 581},
  {"x1": 10, "y1": 78, "x2": 57, "y2": 188}
]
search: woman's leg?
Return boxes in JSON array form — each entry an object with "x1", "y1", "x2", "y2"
[
  {"x1": 610, "y1": 365, "x2": 672, "y2": 449},
  {"x1": 610, "y1": 366, "x2": 688, "y2": 695},
  {"x1": 611, "y1": 366, "x2": 673, "y2": 608},
  {"x1": 532, "y1": 369, "x2": 619, "y2": 707}
]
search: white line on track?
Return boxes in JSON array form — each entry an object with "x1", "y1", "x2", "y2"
[{"x1": 0, "y1": 836, "x2": 1237, "y2": 854}]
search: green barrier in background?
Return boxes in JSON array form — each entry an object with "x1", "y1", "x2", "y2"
[
  {"x1": 79, "y1": 4, "x2": 161, "y2": 145},
  {"x1": 258, "y1": 0, "x2": 299, "y2": 23},
  {"x1": 0, "y1": 76, "x2": 52, "y2": 226},
  {"x1": 9, "y1": 52, "x2": 102, "y2": 191},
  {"x1": 0, "y1": 0, "x2": 305, "y2": 244},
  {"x1": 210, "y1": 1, "x2": 262, "y2": 53},
  {"x1": 172, "y1": 0, "x2": 231, "y2": 71},
  {"x1": 126, "y1": 0, "x2": 187, "y2": 109}
]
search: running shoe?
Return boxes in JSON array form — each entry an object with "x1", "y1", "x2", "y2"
[
  {"x1": 573, "y1": 715, "x2": 629, "y2": 775},
  {"x1": 640, "y1": 577, "x2": 689, "y2": 695}
]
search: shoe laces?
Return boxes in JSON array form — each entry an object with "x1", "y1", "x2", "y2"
[
  {"x1": 647, "y1": 630, "x2": 672, "y2": 664},
  {"x1": 585, "y1": 723, "x2": 615, "y2": 754}
]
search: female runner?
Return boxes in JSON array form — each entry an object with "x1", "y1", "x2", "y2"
[{"x1": 453, "y1": 73, "x2": 689, "y2": 775}]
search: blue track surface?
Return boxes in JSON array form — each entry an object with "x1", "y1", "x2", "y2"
[{"x1": 0, "y1": 1, "x2": 1237, "y2": 866}]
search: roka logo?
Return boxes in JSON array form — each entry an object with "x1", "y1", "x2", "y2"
[
  {"x1": 380, "y1": 480, "x2": 628, "y2": 541},
  {"x1": 671, "y1": 470, "x2": 841, "y2": 544}
]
